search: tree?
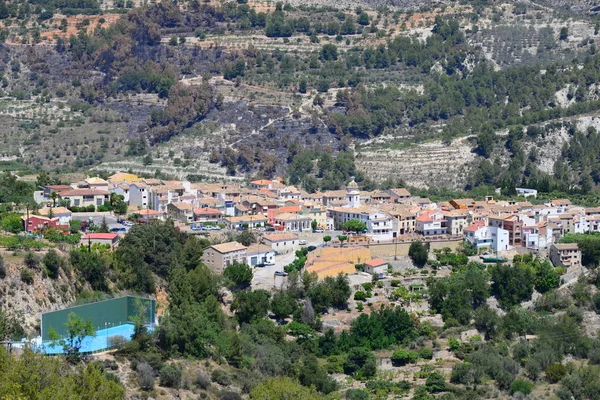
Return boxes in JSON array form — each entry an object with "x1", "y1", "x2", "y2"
[
  {"x1": 24, "y1": 252, "x2": 40, "y2": 269},
  {"x1": 491, "y1": 263, "x2": 535, "y2": 309},
  {"x1": 321, "y1": 44, "x2": 338, "y2": 61},
  {"x1": 323, "y1": 236, "x2": 331, "y2": 246},
  {"x1": 344, "y1": 347, "x2": 376, "y2": 379},
  {"x1": 223, "y1": 263, "x2": 253, "y2": 289},
  {"x1": 98, "y1": 217, "x2": 109, "y2": 233},
  {"x1": 559, "y1": 27, "x2": 568, "y2": 41},
  {"x1": 2, "y1": 214, "x2": 23, "y2": 234},
  {"x1": 311, "y1": 220, "x2": 318, "y2": 232},
  {"x1": 70, "y1": 219, "x2": 82, "y2": 234},
  {"x1": 409, "y1": 241, "x2": 428, "y2": 267},
  {"x1": 231, "y1": 290, "x2": 271, "y2": 324},
  {"x1": 425, "y1": 373, "x2": 446, "y2": 393},
  {"x1": 250, "y1": 377, "x2": 322, "y2": 399},
  {"x1": 299, "y1": 78, "x2": 307, "y2": 94},
  {"x1": 70, "y1": 249, "x2": 108, "y2": 291},
  {"x1": 299, "y1": 354, "x2": 338, "y2": 393},
  {"x1": 270, "y1": 292, "x2": 298, "y2": 320},
  {"x1": 535, "y1": 261, "x2": 560, "y2": 293},
  {"x1": 391, "y1": 349, "x2": 418, "y2": 366},
  {"x1": 43, "y1": 249, "x2": 62, "y2": 279},
  {"x1": 49, "y1": 312, "x2": 95, "y2": 363},
  {"x1": 337, "y1": 235, "x2": 348, "y2": 247},
  {"x1": 343, "y1": 219, "x2": 367, "y2": 234}
]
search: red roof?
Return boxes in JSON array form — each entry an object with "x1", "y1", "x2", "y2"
[
  {"x1": 416, "y1": 213, "x2": 433, "y2": 223},
  {"x1": 464, "y1": 221, "x2": 485, "y2": 232},
  {"x1": 60, "y1": 189, "x2": 110, "y2": 196},
  {"x1": 250, "y1": 179, "x2": 272, "y2": 186},
  {"x1": 365, "y1": 258, "x2": 387, "y2": 267},
  {"x1": 277, "y1": 206, "x2": 301, "y2": 213},
  {"x1": 82, "y1": 233, "x2": 118, "y2": 240},
  {"x1": 194, "y1": 207, "x2": 222, "y2": 215}
]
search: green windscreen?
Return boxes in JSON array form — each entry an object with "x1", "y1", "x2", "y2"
[{"x1": 41, "y1": 296, "x2": 155, "y2": 341}]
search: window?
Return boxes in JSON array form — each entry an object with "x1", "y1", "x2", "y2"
[{"x1": 74, "y1": 199, "x2": 80, "y2": 206}]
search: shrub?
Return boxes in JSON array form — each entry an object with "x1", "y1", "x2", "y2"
[
  {"x1": 354, "y1": 291, "x2": 369, "y2": 301},
  {"x1": 425, "y1": 372, "x2": 446, "y2": 393},
  {"x1": 24, "y1": 252, "x2": 40, "y2": 269},
  {"x1": 346, "y1": 389, "x2": 369, "y2": 400},
  {"x1": 43, "y1": 250, "x2": 62, "y2": 279},
  {"x1": 511, "y1": 378, "x2": 533, "y2": 395},
  {"x1": 159, "y1": 364, "x2": 181, "y2": 388},
  {"x1": 211, "y1": 369, "x2": 231, "y2": 386},
  {"x1": 20, "y1": 268, "x2": 34, "y2": 284},
  {"x1": 196, "y1": 371, "x2": 211, "y2": 389},
  {"x1": 545, "y1": 363, "x2": 567, "y2": 383},
  {"x1": 136, "y1": 361, "x2": 155, "y2": 391},
  {"x1": 419, "y1": 348, "x2": 434, "y2": 360},
  {"x1": 0, "y1": 256, "x2": 5, "y2": 279},
  {"x1": 391, "y1": 349, "x2": 418, "y2": 366}
]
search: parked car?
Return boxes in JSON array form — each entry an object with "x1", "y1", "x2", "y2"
[
  {"x1": 274, "y1": 271, "x2": 288, "y2": 277},
  {"x1": 264, "y1": 261, "x2": 275, "y2": 266},
  {"x1": 307, "y1": 245, "x2": 317, "y2": 252},
  {"x1": 299, "y1": 240, "x2": 307, "y2": 245},
  {"x1": 110, "y1": 227, "x2": 126, "y2": 233},
  {"x1": 265, "y1": 227, "x2": 276, "y2": 232},
  {"x1": 255, "y1": 263, "x2": 265, "y2": 268},
  {"x1": 314, "y1": 229, "x2": 324, "y2": 233}
]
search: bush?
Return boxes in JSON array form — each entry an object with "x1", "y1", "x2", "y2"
[
  {"x1": 419, "y1": 348, "x2": 434, "y2": 360},
  {"x1": 24, "y1": 252, "x2": 40, "y2": 269},
  {"x1": 43, "y1": 250, "x2": 62, "y2": 279},
  {"x1": 391, "y1": 349, "x2": 418, "y2": 366},
  {"x1": 160, "y1": 364, "x2": 181, "y2": 388},
  {"x1": 346, "y1": 389, "x2": 369, "y2": 399},
  {"x1": 0, "y1": 256, "x2": 5, "y2": 279},
  {"x1": 211, "y1": 369, "x2": 231, "y2": 386},
  {"x1": 545, "y1": 363, "x2": 567, "y2": 383},
  {"x1": 511, "y1": 378, "x2": 533, "y2": 395},
  {"x1": 196, "y1": 371, "x2": 211, "y2": 389},
  {"x1": 20, "y1": 268, "x2": 34, "y2": 284},
  {"x1": 137, "y1": 361, "x2": 155, "y2": 391},
  {"x1": 425, "y1": 372, "x2": 446, "y2": 393},
  {"x1": 354, "y1": 291, "x2": 369, "y2": 301}
]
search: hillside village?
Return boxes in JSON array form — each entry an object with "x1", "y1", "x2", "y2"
[{"x1": 29, "y1": 172, "x2": 594, "y2": 271}]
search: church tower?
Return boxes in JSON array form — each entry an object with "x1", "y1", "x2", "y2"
[{"x1": 346, "y1": 177, "x2": 360, "y2": 208}]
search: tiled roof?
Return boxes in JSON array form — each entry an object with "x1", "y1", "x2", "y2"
[
  {"x1": 365, "y1": 258, "x2": 387, "y2": 267},
  {"x1": 82, "y1": 233, "x2": 118, "y2": 240},
  {"x1": 263, "y1": 233, "x2": 299, "y2": 242},
  {"x1": 60, "y1": 189, "x2": 109, "y2": 196},
  {"x1": 210, "y1": 242, "x2": 247, "y2": 253}
]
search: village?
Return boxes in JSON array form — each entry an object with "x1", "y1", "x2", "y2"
[{"x1": 23, "y1": 172, "x2": 588, "y2": 288}]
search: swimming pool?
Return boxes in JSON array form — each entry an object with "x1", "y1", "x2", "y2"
[{"x1": 40, "y1": 323, "x2": 137, "y2": 354}]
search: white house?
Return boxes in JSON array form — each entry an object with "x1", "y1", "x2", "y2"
[
  {"x1": 129, "y1": 183, "x2": 150, "y2": 208},
  {"x1": 463, "y1": 222, "x2": 510, "y2": 253},
  {"x1": 37, "y1": 207, "x2": 72, "y2": 226},
  {"x1": 416, "y1": 211, "x2": 446, "y2": 236},
  {"x1": 263, "y1": 233, "x2": 299, "y2": 254},
  {"x1": 246, "y1": 243, "x2": 275, "y2": 266}
]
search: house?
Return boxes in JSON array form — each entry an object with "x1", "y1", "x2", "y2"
[
  {"x1": 416, "y1": 211, "x2": 446, "y2": 236},
  {"x1": 488, "y1": 214, "x2": 522, "y2": 246},
  {"x1": 223, "y1": 215, "x2": 268, "y2": 230},
  {"x1": 129, "y1": 182, "x2": 150, "y2": 208},
  {"x1": 444, "y1": 210, "x2": 470, "y2": 236},
  {"x1": 81, "y1": 233, "x2": 120, "y2": 248},
  {"x1": 107, "y1": 172, "x2": 143, "y2": 184},
  {"x1": 202, "y1": 242, "x2": 248, "y2": 274},
  {"x1": 242, "y1": 197, "x2": 278, "y2": 220},
  {"x1": 85, "y1": 177, "x2": 109, "y2": 192},
  {"x1": 450, "y1": 198, "x2": 475, "y2": 210},
  {"x1": 22, "y1": 215, "x2": 68, "y2": 233},
  {"x1": 166, "y1": 202, "x2": 195, "y2": 224},
  {"x1": 305, "y1": 246, "x2": 369, "y2": 279},
  {"x1": 138, "y1": 209, "x2": 165, "y2": 222},
  {"x1": 263, "y1": 233, "x2": 299, "y2": 254},
  {"x1": 249, "y1": 179, "x2": 274, "y2": 190},
  {"x1": 58, "y1": 189, "x2": 110, "y2": 209},
  {"x1": 386, "y1": 188, "x2": 411, "y2": 202},
  {"x1": 363, "y1": 259, "x2": 388, "y2": 276},
  {"x1": 37, "y1": 207, "x2": 72, "y2": 226},
  {"x1": 549, "y1": 243, "x2": 582, "y2": 268},
  {"x1": 246, "y1": 243, "x2": 275, "y2": 266},
  {"x1": 111, "y1": 183, "x2": 131, "y2": 203},
  {"x1": 273, "y1": 213, "x2": 313, "y2": 231},
  {"x1": 463, "y1": 222, "x2": 510, "y2": 252},
  {"x1": 193, "y1": 208, "x2": 222, "y2": 223},
  {"x1": 150, "y1": 184, "x2": 186, "y2": 212},
  {"x1": 43, "y1": 184, "x2": 72, "y2": 199},
  {"x1": 516, "y1": 188, "x2": 538, "y2": 198}
]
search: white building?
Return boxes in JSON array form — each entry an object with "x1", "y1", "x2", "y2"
[
  {"x1": 246, "y1": 243, "x2": 275, "y2": 266},
  {"x1": 463, "y1": 222, "x2": 510, "y2": 253},
  {"x1": 327, "y1": 178, "x2": 395, "y2": 241},
  {"x1": 263, "y1": 233, "x2": 299, "y2": 254},
  {"x1": 129, "y1": 183, "x2": 150, "y2": 208},
  {"x1": 516, "y1": 188, "x2": 538, "y2": 198}
]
